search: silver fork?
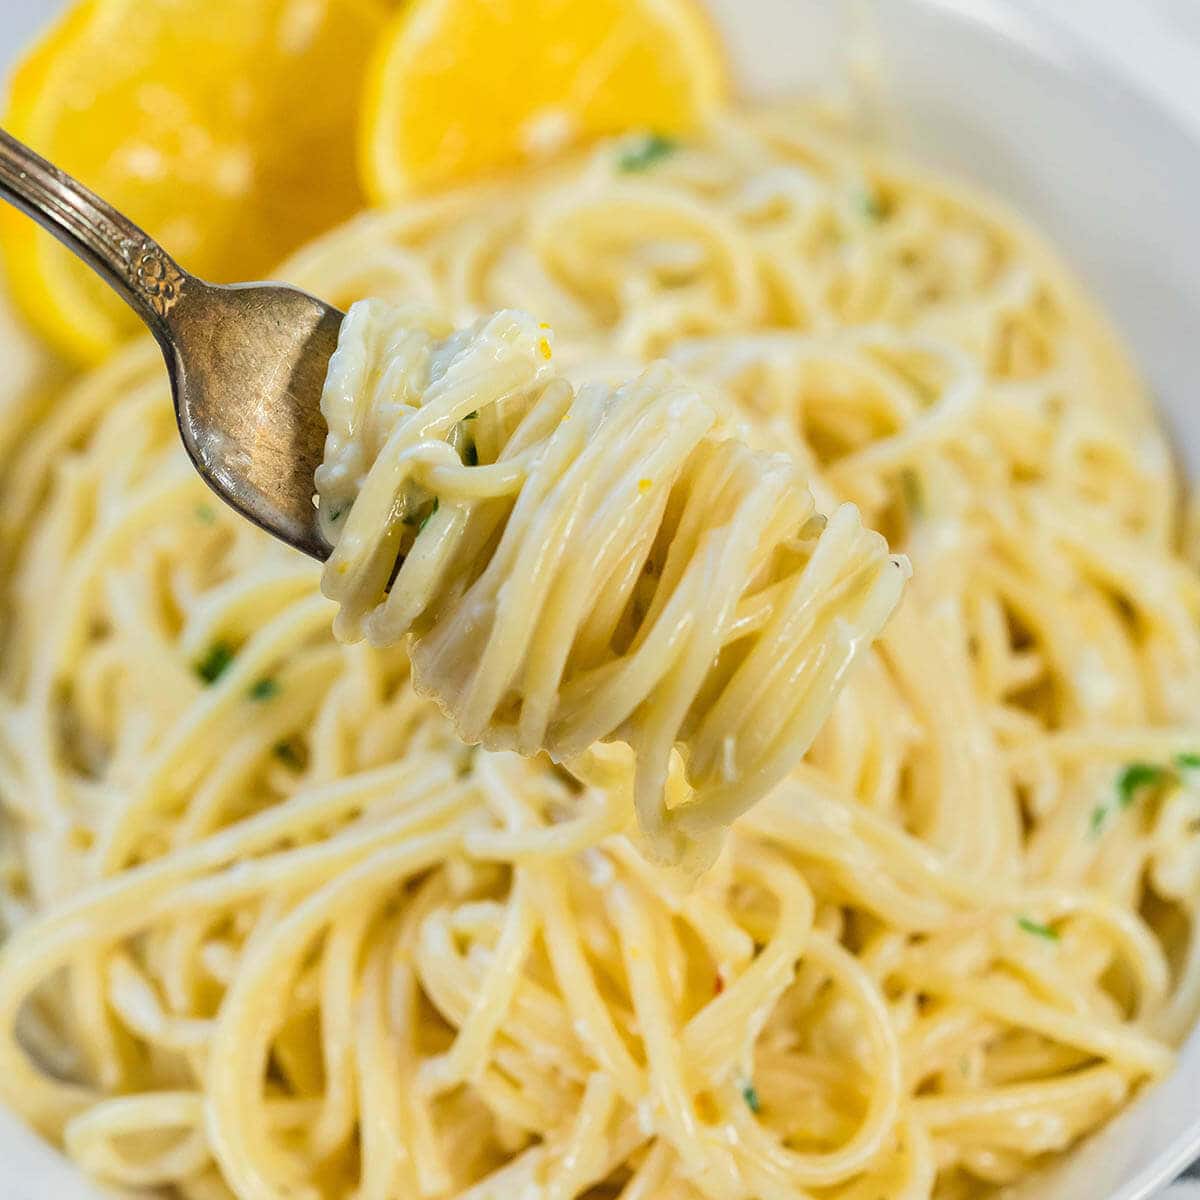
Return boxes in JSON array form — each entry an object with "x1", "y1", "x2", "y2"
[{"x1": 0, "y1": 128, "x2": 341, "y2": 561}]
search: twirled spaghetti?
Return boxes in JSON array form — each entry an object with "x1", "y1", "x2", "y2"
[
  {"x1": 0, "y1": 108, "x2": 1198, "y2": 1200},
  {"x1": 316, "y1": 300, "x2": 906, "y2": 866}
]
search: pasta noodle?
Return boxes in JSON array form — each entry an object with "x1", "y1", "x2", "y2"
[
  {"x1": 315, "y1": 300, "x2": 907, "y2": 866},
  {"x1": 0, "y1": 108, "x2": 1198, "y2": 1200}
]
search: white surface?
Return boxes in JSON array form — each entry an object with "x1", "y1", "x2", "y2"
[{"x1": 0, "y1": 2, "x2": 1198, "y2": 1198}]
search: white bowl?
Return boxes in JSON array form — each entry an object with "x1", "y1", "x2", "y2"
[{"x1": 0, "y1": 1, "x2": 1197, "y2": 1197}]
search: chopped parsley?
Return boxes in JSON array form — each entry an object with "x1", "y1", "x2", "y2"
[
  {"x1": 418, "y1": 497, "x2": 440, "y2": 533},
  {"x1": 740, "y1": 1081, "x2": 761, "y2": 1114},
  {"x1": 194, "y1": 503, "x2": 217, "y2": 524},
  {"x1": 1017, "y1": 915, "x2": 1059, "y2": 942},
  {"x1": 1091, "y1": 760, "x2": 1175, "y2": 836},
  {"x1": 273, "y1": 741, "x2": 303, "y2": 768},
  {"x1": 617, "y1": 132, "x2": 677, "y2": 173},
  {"x1": 196, "y1": 642, "x2": 234, "y2": 685},
  {"x1": 248, "y1": 677, "x2": 280, "y2": 702},
  {"x1": 1176, "y1": 751, "x2": 1200, "y2": 770},
  {"x1": 327, "y1": 506, "x2": 345, "y2": 523},
  {"x1": 854, "y1": 186, "x2": 883, "y2": 221},
  {"x1": 402, "y1": 496, "x2": 439, "y2": 530},
  {"x1": 1117, "y1": 762, "x2": 1168, "y2": 808}
]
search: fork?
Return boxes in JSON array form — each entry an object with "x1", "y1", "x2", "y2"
[{"x1": 0, "y1": 128, "x2": 341, "y2": 560}]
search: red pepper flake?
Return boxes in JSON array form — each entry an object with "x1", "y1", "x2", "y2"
[{"x1": 714, "y1": 972, "x2": 725, "y2": 995}]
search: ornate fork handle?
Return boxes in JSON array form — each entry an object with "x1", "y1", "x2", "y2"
[{"x1": 0, "y1": 127, "x2": 189, "y2": 340}]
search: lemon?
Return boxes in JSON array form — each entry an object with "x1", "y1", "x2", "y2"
[
  {"x1": 1, "y1": 0, "x2": 385, "y2": 363},
  {"x1": 360, "y1": 0, "x2": 727, "y2": 202}
]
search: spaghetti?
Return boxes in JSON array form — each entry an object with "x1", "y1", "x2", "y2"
[
  {"x1": 315, "y1": 299, "x2": 906, "y2": 866},
  {"x1": 0, "y1": 108, "x2": 1197, "y2": 1200}
]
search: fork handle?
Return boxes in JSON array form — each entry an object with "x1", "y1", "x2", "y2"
[{"x1": 0, "y1": 127, "x2": 191, "y2": 341}]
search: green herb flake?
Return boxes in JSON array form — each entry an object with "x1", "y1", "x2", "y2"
[
  {"x1": 328, "y1": 506, "x2": 345, "y2": 523},
  {"x1": 1176, "y1": 752, "x2": 1200, "y2": 770},
  {"x1": 196, "y1": 642, "x2": 235, "y2": 685},
  {"x1": 741, "y1": 1081, "x2": 761, "y2": 1114},
  {"x1": 273, "y1": 741, "x2": 303, "y2": 768},
  {"x1": 195, "y1": 503, "x2": 217, "y2": 524},
  {"x1": 1017, "y1": 915, "x2": 1059, "y2": 942},
  {"x1": 1117, "y1": 762, "x2": 1168, "y2": 808},
  {"x1": 854, "y1": 186, "x2": 883, "y2": 221},
  {"x1": 248, "y1": 677, "x2": 280, "y2": 702},
  {"x1": 1089, "y1": 804, "x2": 1108, "y2": 837},
  {"x1": 463, "y1": 442, "x2": 478, "y2": 467},
  {"x1": 418, "y1": 497, "x2": 440, "y2": 533},
  {"x1": 617, "y1": 133, "x2": 678, "y2": 173}
]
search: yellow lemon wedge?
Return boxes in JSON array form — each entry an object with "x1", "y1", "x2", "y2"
[
  {"x1": 1, "y1": 0, "x2": 385, "y2": 364},
  {"x1": 360, "y1": 0, "x2": 727, "y2": 202}
]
